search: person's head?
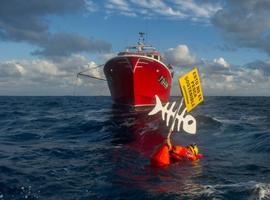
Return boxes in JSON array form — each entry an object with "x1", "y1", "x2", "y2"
[{"x1": 187, "y1": 144, "x2": 199, "y2": 155}]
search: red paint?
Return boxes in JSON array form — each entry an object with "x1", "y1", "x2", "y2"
[{"x1": 104, "y1": 54, "x2": 172, "y2": 107}]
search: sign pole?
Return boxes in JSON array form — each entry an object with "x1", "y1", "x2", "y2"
[{"x1": 166, "y1": 98, "x2": 183, "y2": 146}]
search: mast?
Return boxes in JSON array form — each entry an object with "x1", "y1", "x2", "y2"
[
  {"x1": 138, "y1": 32, "x2": 146, "y2": 45},
  {"x1": 125, "y1": 32, "x2": 156, "y2": 52}
]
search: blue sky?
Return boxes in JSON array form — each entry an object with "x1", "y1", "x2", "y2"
[{"x1": 1, "y1": 0, "x2": 270, "y2": 96}]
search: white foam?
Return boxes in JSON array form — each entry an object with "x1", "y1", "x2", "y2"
[
  {"x1": 252, "y1": 183, "x2": 270, "y2": 200},
  {"x1": 199, "y1": 181, "x2": 270, "y2": 200},
  {"x1": 84, "y1": 108, "x2": 112, "y2": 122},
  {"x1": 212, "y1": 117, "x2": 239, "y2": 125}
]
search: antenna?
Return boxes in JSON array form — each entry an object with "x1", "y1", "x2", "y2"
[{"x1": 138, "y1": 32, "x2": 146, "y2": 44}]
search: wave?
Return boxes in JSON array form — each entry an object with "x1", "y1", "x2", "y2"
[
  {"x1": 196, "y1": 115, "x2": 222, "y2": 124},
  {"x1": 198, "y1": 181, "x2": 270, "y2": 200},
  {"x1": 246, "y1": 131, "x2": 270, "y2": 153}
]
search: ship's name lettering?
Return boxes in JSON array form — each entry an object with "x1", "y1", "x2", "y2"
[{"x1": 158, "y1": 76, "x2": 168, "y2": 89}]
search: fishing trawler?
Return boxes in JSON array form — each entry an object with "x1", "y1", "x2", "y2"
[{"x1": 103, "y1": 33, "x2": 173, "y2": 108}]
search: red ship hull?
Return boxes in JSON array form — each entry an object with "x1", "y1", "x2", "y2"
[{"x1": 104, "y1": 55, "x2": 172, "y2": 107}]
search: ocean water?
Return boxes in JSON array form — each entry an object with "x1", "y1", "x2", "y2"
[{"x1": 0, "y1": 96, "x2": 270, "y2": 200}]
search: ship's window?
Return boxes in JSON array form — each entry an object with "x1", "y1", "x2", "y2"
[
  {"x1": 154, "y1": 55, "x2": 159, "y2": 60},
  {"x1": 147, "y1": 54, "x2": 152, "y2": 58}
]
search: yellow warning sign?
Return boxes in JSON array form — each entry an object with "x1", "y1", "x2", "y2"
[{"x1": 179, "y1": 68, "x2": 204, "y2": 112}]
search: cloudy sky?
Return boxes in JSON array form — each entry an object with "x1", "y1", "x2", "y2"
[{"x1": 1, "y1": 0, "x2": 270, "y2": 96}]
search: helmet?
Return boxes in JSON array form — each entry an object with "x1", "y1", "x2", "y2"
[{"x1": 187, "y1": 144, "x2": 199, "y2": 155}]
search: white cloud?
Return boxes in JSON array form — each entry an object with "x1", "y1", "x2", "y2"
[
  {"x1": 0, "y1": 62, "x2": 27, "y2": 78},
  {"x1": 213, "y1": 57, "x2": 229, "y2": 68},
  {"x1": 84, "y1": 0, "x2": 98, "y2": 12},
  {"x1": 163, "y1": 45, "x2": 196, "y2": 67},
  {"x1": 105, "y1": 0, "x2": 137, "y2": 17},
  {"x1": 130, "y1": 0, "x2": 185, "y2": 18},
  {"x1": 199, "y1": 58, "x2": 270, "y2": 96},
  {"x1": 212, "y1": 0, "x2": 270, "y2": 55},
  {"x1": 32, "y1": 60, "x2": 67, "y2": 76},
  {"x1": 15, "y1": 64, "x2": 27, "y2": 75},
  {"x1": 0, "y1": 55, "x2": 109, "y2": 95},
  {"x1": 107, "y1": 0, "x2": 130, "y2": 11},
  {"x1": 0, "y1": 1, "x2": 111, "y2": 58},
  {"x1": 1, "y1": 49, "x2": 270, "y2": 96},
  {"x1": 224, "y1": 75, "x2": 233, "y2": 82},
  {"x1": 81, "y1": 61, "x2": 104, "y2": 79},
  {"x1": 166, "y1": 46, "x2": 270, "y2": 96},
  {"x1": 104, "y1": 0, "x2": 222, "y2": 21},
  {"x1": 97, "y1": 52, "x2": 117, "y2": 63},
  {"x1": 174, "y1": 0, "x2": 222, "y2": 19}
]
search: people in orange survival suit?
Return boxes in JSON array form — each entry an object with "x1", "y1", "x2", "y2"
[
  {"x1": 150, "y1": 141, "x2": 171, "y2": 167},
  {"x1": 170, "y1": 143, "x2": 203, "y2": 162},
  {"x1": 151, "y1": 140, "x2": 203, "y2": 167}
]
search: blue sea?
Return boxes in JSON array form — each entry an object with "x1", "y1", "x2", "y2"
[{"x1": 0, "y1": 96, "x2": 270, "y2": 200}]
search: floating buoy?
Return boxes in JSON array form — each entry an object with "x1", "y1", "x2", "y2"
[{"x1": 151, "y1": 144, "x2": 170, "y2": 167}]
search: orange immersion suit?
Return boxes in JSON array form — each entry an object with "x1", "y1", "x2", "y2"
[
  {"x1": 150, "y1": 144, "x2": 171, "y2": 167},
  {"x1": 151, "y1": 144, "x2": 203, "y2": 167}
]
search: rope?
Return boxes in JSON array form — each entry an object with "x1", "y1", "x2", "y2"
[
  {"x1": 77, "y1": 73, "x2": 106, "y2": 81},
  {"x1": 166, "y1": 98, "x2": 184, "y2": 149},
  {"x1": 78, "y1": 64, "x2": 104, "y2": 74},
  {"x1": 76, "y1": 64, "x2": 106, "y2": 81}
]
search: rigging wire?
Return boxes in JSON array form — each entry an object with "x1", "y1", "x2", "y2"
[
  {"x1": 72, "y1": 75, "x2": 80, "y2": 96},
  {"x1": 76, "y1": 63, "x2": 106, "y2": 81},
  {"x1": 78, "y1": 64, "x2": 104, "y2": 74},
  {"x1": 77, "y1": 73, "x2": 106, "y2": 81},
  {"x1": 73, "y1": 64, "x2": 107, "y2": 96}
]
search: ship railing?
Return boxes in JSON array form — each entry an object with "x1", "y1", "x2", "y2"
[{"x1": 126, "y1": 44, "x2": 156, "y2": 52}]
